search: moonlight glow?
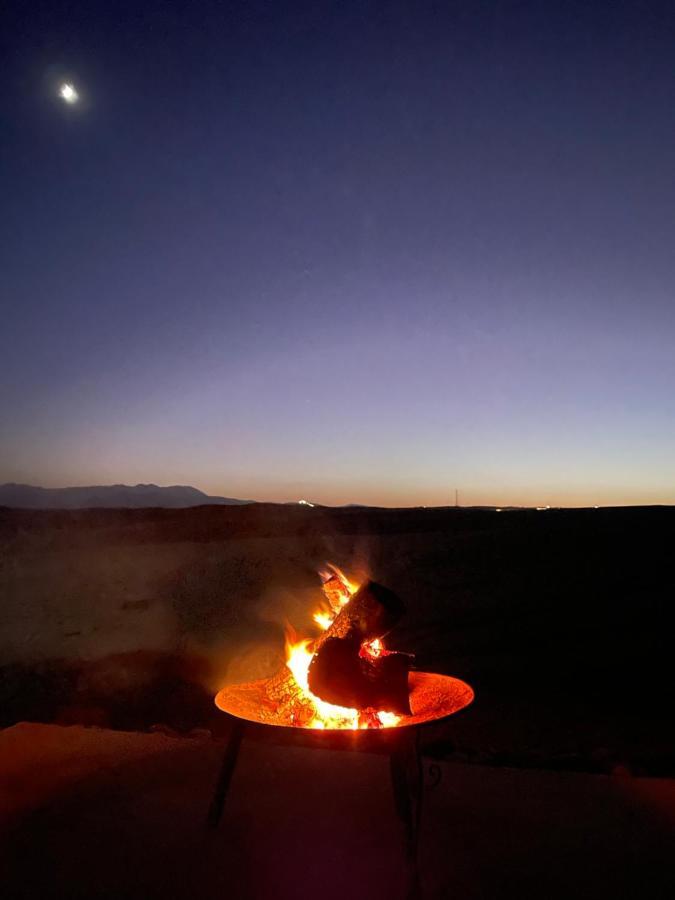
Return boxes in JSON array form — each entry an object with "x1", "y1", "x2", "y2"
[{"x1": 59, "y1": 83, "x2": 78, "y2": 104}]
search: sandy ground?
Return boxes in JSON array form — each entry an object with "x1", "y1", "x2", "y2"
[{"x1": 2, "y1": 723, "x2": 674, "y2": 900}]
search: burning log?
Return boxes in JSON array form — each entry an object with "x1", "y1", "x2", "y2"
[
  {"x1": 308, "y1": 580, "x2": 413, "y2": 715},
  {"x1": 314, "y1": 579, "x2": 406, "y2": 647},
  {"x1": 321, "y1": 571, "x2": 351, "y2": 612}
]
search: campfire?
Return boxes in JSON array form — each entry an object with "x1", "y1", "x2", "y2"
[
  {"x1": 215, "y1": 565, "x2": 474, "y2": 732},
  {"x1": 209, "y1": 565, "x2": 475, "y2": 885},
  {"x1": 278, "y1": 565, "x2": 412, "y2": 729}
]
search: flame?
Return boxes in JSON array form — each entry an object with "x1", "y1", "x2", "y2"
[
  {"x1": 285, "y1": 628, "x2": 361, "y2": 729},
  {"x1": 282, "y1": 567, "x2": 401, "y2": 730},
  {"x1": 313, "y1": 610, "x2": 334, "y2": 631},
  {"x1": 377, "y1": 711, "x2": 401, "y2": 728}
]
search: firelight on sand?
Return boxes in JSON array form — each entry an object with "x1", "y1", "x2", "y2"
[{"x1": 284, "y1": 567, "x2": 401, "y2": 730}]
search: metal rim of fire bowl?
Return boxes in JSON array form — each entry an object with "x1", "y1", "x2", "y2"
[{"x1": 214, "y1": 671, "x2": 474, "y2": 746}]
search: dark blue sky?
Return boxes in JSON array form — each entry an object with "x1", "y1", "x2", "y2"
[{"x1": 2, "y1": 1, "x2": 674, "y2": 505}]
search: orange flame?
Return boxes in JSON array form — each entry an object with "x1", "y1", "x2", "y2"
[
  {"x1": 284, "y1": 629, "x2": 361, "y2": 729},
  {"x1": 313, "y1": 610, "x2": 334, "y2": 631}
]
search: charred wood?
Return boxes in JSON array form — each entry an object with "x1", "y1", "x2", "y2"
[{"x1": 308, "y1": 580, "x2": 413, "y2": 714}]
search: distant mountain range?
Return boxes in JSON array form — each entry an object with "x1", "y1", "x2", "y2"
[{"x1": 0, "y1": 483, "x2": 254, "y2": 509}]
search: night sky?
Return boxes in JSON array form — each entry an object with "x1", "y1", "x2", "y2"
[{"x1": 2, "y1": 1, "x2": 674, "y2": 507}]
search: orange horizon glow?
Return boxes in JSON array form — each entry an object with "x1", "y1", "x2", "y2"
[
  {"x1": 175, "y1": 481, "x2": 675, "y2": 509},
  {"x1": 6, "y1": 474, "x2": 674, "y2": 510},
  {"x1": 5, "y1": 3, "x2": 675, "y2": 536},
  {"x1": 209, "y1": 479, "x2": 675, "y2": 509}
]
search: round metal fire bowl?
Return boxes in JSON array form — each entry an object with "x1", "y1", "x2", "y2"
[{"x1": 215, "y1": 671, "x2": 474, "y2": 752}]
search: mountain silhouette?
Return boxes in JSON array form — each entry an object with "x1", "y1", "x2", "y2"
[{"x1": 0, "y1": 483, "x2": 254, "y2": 509}]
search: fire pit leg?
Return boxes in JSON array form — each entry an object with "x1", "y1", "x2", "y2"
[
  {"x1": 389, "y1": 727, "x2": 423, "y2": 898},
  {"x1": 207, "y1": 718, "x2": 245, "y2": 829}
]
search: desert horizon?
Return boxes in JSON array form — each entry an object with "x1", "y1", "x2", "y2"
[{"x1": 2, "y1": 478, "x2": 674, "y2": 510}]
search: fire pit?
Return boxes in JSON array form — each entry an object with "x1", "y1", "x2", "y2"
[
  {"x1": 215, "y1": 669, "x2": 472, "y2": 731},
  {"x1": 207, "y1": 567, "x2": 474, "y2": 897}
]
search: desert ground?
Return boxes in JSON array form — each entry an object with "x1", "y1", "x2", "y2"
[
  {"x1": 3, "y1": 722, "x2": 675, "y2": 900},
  {"x1": 2, "y1": 504, "x2": 675, "y2": 897}
]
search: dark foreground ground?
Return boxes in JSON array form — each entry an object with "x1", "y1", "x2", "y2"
[
  {"x1": 1, "y1": 503, "x2": 674, "y2": 773},
  {"x1": 2, "y1": 723, "x2": 675, "y2": 900},
  {"x1": 2, "y1": 504, "x2": 675, "y2": 898}
]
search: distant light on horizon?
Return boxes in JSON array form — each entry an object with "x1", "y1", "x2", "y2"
[{"x1": 59, "y1": 83, "x2": 78, "y2": 104}]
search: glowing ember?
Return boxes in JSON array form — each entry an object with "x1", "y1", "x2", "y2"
[
  {"x1": 319, "y1": 563, "x2": 356, "y2": 611},
  {"x1": 282, "y1": 566, "x2": 401, "y2": 730},
  {"x1": 377, "y1": 711, "x2": 401, "y2": 727},
  {"x1": 313, "y1": 565, "x2": 354, "y2": 632},
  {"x1": 362, "y1": 637, "x2": 384, "y2": 659}
]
